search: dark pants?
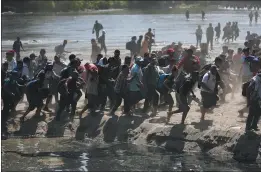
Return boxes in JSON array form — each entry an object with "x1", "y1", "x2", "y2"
[
  {"x1": 56, "y1": 94, "x2": 78, "y2": 121},
  {"x1": 95, "y1": 30, "x2": 100, "y2": 40},
  {"x1": 207, "y1": 37, "x2": 213, "y2": 49},
  {"x1": 101, "y1": 43, "x2": 107, "y2": 54},
  {"x1": 87, "y1": 94, "x2": 98, "y2": 112},
  {"x1": 246, "y1": 102, "x2": 261, "y2": 130},
  {"x1": 111, "y1": 93, "x2": 130, "y2": 113},
  {"x1": 144, "y1": 85, "x2": 159, "y2": 111},
  {"x1": 196, "y1": 35, "x2": 202, "y2": 47},
  {"x1": 98, "y1": 84, "x2": 107, "y2": 109},
  {"x1": 2, "y1": 96, "x2": 15, "y2": 132},
  {"x1": 129, "y1": 91, "x2": 142, "y2": 107},
  {"x1": 107, "y1": 82, "x2": 115, "y2": 107}
]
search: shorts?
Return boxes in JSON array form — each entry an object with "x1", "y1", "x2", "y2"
[
  {"x1": 176, "y1": 93, "x2": 188, "y2": 109},
  {"x1": 201, "y1": 91, "x2": 218, "y2": 109}
]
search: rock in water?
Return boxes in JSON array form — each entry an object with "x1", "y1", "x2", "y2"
[{"x1": 232, "y1": 131, "x2": 261, "y2": 162}]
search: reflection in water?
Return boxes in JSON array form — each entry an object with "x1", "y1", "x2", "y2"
[{"x1": 2, "y1": 139, "x2": 261, "y2": 171}]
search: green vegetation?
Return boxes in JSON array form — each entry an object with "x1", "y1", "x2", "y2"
[{"x1": 2, "y1": 1, "x2": 261, "y2": 13}]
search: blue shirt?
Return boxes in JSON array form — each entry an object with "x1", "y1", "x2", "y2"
[
  {"x1": 129, "y1": 64, "x2": 143, "y2": 92},
  {"x1": 241, "y1": 55, "x2": 258, "y2": 77}
]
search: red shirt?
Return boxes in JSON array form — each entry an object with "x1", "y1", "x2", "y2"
[
  {"x1": 84, "y1": 63, "x2": 98, "y2": 72},
  {"x1": 177, "y1": 55, "x2": 200, "y2": 71}
]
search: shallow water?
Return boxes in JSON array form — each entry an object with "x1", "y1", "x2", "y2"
[
  {"x1": 2, "y1": 10, "x2": 261, "y2": 61},
  {"x1": 1, "y1": 138, "x2": 261, "y2": 171}
]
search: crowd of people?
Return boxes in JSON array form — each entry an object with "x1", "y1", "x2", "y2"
[{"x1": 1, "y1": 24, "x2": 261, "y2": 140}]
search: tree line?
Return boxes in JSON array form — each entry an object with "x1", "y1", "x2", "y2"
[{"x1": 2, "y1": 1, "x2": 261, "y2": 13}]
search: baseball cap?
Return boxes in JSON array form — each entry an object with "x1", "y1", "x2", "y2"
[
  {"x1": 6, "y1": 50, "x2": 16, "y2": 55},
  {"x1": 167, "y1": 48, "x2": 175, "y2": 53}
]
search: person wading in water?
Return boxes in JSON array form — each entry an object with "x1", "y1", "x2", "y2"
[
  {"x1": 145, "y1": 28, "x2": 155, "y2": 53},
  {"x1": 13, "y1": 37, "x2": 24, "y2": 61},
  {"x1": 206, "y1": 23, "x2": 214, "y2": 50},
  {"x1": 195, "y1": 25, "x2": 203, "y2": 48},
  {"x1": 92, "y1": 20, "x2": 103, "y2": 40},
  {"x1": 186, "y1": 10, "x2": 189, "y2": 20}
]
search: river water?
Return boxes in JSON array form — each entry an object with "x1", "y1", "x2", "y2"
[
  {"x1": 2, "y1": 9, "x2": 261, "y2": 62},
  {"x1": 1, "y1": 9, "x2": 261, "y2": 171},
  {"x1": 2, "y1": 138, "x2": 261, "y2": 171}
]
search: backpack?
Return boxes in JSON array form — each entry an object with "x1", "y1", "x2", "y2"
[
  {"x1": 126, "y1": 41, "x2": 132, "y2": 50},
  {"x1": 157, "y1": 73, "x2": 170, "y2": 89},
  {"x1": 242, "y1": 81, "x2": 251, "y2": 97},
  {"x1": 179, "y1": 75, "x2": 195, "y2": 95},
  {"x1": 244, "y1": 56, "x2": 260, "y2": 73},
  {"x1": 198, "y1": 65, "x2": 211, "y2": 88}
]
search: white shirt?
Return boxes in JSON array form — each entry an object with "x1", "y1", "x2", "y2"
[
  {"x1": 201, "y1": 72, "x2": 216, "y2": 92},
  {"x1": 22, "y1": 63, "x2": 30, "y2": 78},
  {"x1": 7, "y1": 58, "x2": 17, "y2": 71}
]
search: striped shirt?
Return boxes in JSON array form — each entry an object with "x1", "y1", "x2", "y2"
[{"x1": 114, "y1": 72, "x2": 127, "y2": 94}]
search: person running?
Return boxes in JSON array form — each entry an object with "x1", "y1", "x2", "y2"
[
  {"x1": 234, "y1": 22, "x2": 240, "y2": 41},
  {"x1": 232, "y1": 48, "x2": 243, "y2": 73},
  {"x1": 195, "y1": 25, "x2": 203, "y2": 48},
  {"x1": 200, "y1": 65, "x2": 221, "y2": 120},
  {"x1": 36, "y1": 62, "x2": 60, "y2": 112},
  {"x1": 163, "y1": 66, "x2": 178, "y2": 115},
  {"x1": 249, "y1": 11, "x2": 253, "y2": 25},
  {"x1": 143, "y1": 58, "x2": 160, "y2": 116},
  {"x1": 98, "y1": 30, "x2": 107, "y2": 55},
  {"x1": 222, "y1": 23, "x2": 229, "y2": 42},
  {"x1": 185, "y1": 10, "x2": 189, "y2": 20},
  {"x1": 255, "y1": 11, "x2": 259, "y2": 23},
  {"x1": 13, "y1": 37, "x2": 24, "y2": 61},
  {"x1": 20, "y1": 72, "x2": 47, "y2": 122},
  {"x1": 128, "y1": 57, "x2": 144, "y2": 112},
  {"x1": 126, "y1": 36, "x2": 137, "y2": 57},
  {"x1": 110, "y1": 65, "x2": 130, "y2": 115},
  {"x1": 92, "y1": 20, "x2": 103, "y2": 40},
  {"x1": 177, "y1": 49, "x2": 200, "y2": 74},
  {"x1": 201, "y1": 10, "x2": 205, "y2": 20},
  {"x1": 79, "y1": 68, "x2": 99, "y2": 115},
  {"x1": 167, "y1": 71, "x2": 199, "y2": 124},
  {"x1": 2, "y1": 71, "x2": 24, "y2": 138},
  {"x1": 140, "y1": 36, "x2": 150, "y2": 56},
  {"x1": 206, "y1": 23, "x2": 214, "y2": 50},
  {"x1": 245, "y1": 71, "x2": 261, "y2": 131},
  {"x1": 56, "y1": 71, "x2": 83, "y2": 121},
  {"x1": 52, "y1": 55, "x2": 67, "y2": 102},
  {"x1": 145, "y1": 28, "x2": 155, "y2": 53},
  {"x1": 136, "y1": 35, "x2": 143, "y2": 55},
  {"x1": 54, "y1": 40, "x2": 70, "y2": 56},
  {"x1": 91, "y1": 39, "x2": 101, "y2": 63}
]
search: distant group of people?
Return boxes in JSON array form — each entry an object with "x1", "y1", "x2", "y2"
[
  {"x1": 193, "y1": 21, "x2": 241, "y2": 51},
  {"x1": 185, "y1": 10, "x2": 206, "y2": 21},
  {"x1": 249, "y1": 11, "x2": 259, "y2": 25},
  {"x1": 126, "y1": 28, "x2": 155, "y2": 57}
]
